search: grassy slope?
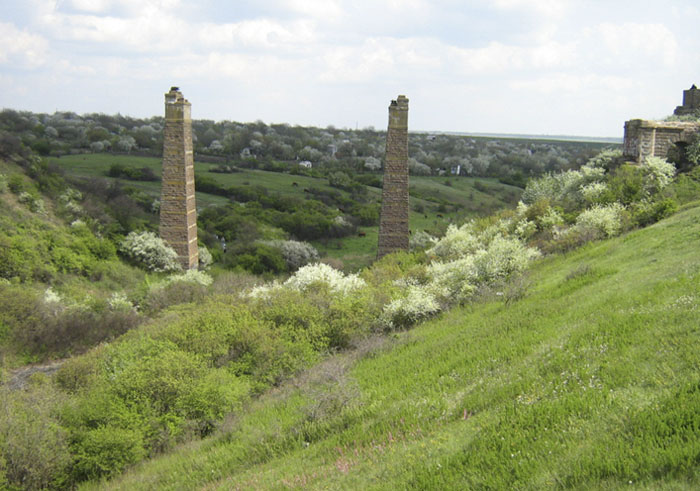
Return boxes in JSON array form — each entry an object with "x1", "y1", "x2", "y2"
[
  {"x1": 51, "y1": 154, "x2": 520, "y2": 270},
  {"x1": 93, "y1": 205, "x2": 700, "y2": 490}
]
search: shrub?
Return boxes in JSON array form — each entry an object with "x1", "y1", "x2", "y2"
[
  {"x1": 198, "y1": 244, "x2": 213, "y2": 269},
  {"x1": 18, "y1": 191, "x2": 46, "y2": 213},
  {"x1": 70, "y1": 426, "x2": 146, "y2": 481},
  {"x1": 119, "y1": 231, "x2": 181, "y2": 272},
  {"x1": 573, "y1": 203, "x2": 626, "y2": 239},
  {"x1": 382, "y1": 283, "x2": 441, "y2": 330},
  {"x1": 427, "y1": 222, "x2": 481, "y2": 260},
  {"x1": 471, "y1": 235, "x2": 540, "y2": 282},
  {"x1": 631, "y1": 198, "x2": 679, "y2": 227},
  {"x1": 585, "y1": 148, "x2": 622, "y2": 170},
  {"x1": 283, "y1": 263, "x2": 366, "y2": 296},
  {"x1": 141, "y1": 280, "x2": 209, "y2": 315},
  {"x1": 262, "y1": 240, "x2": 320, "y2": 271},
  {"x1": 642, "y1": 156, "x2": 675, "y2": 195},
  {"x1": 163, "y1": 269, "x2": 213, "y2": 287},
  {"x1": 425, "y1": 257, "x2": 477, "y2": 304},
  {"x1": 0, "y1": 174, "x2": 7, "y2": 193},
  {"x1": 7, "y1": 174, "x2": 26, "y2": 194},
  {"x1": 409, "y1": 230, "x2": 435, "y2": 251},
  {"x1": 0, "y1": 384, "x2": 72, "y2": 489},
  {"x1": 604, "y1": 164, "x2": 645, "y2": 205},
  {"x1": 686, "y1": 133, "x2": 700, "y2": 164},
  {"x1": 248, "y1": 263, "x2": 367, "y2": 300},
  {"x1": 225, "y1": 242, "x2": 287, "y2": 275}
]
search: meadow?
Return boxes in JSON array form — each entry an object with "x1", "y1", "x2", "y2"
[{"x1": 49, "y1": 154, "x2": 521, "y2": 270}]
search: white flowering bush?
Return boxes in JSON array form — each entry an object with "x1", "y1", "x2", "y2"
[
  {"x1": 248, "y1": 263, "x2": 366, "y2": 299},
  {"x1": 43, "y1": 287, "x2": 62, "y2": 305},
  {"x1": 285, "y1": 263, "x2": 365, "y2": 295},
  {"x1": 119, "y1": 231, "x2": 181, "y2": 272},
  {"x1": 198, "y1": 245, "x2": 213, "y2": 270},
  {"x1": 108, "y1": 292, "x2": 135, "y2": 311},
  {"x1": 522, "y1": 173, "x2": 560, "y2": 204},
  {"x1": 574, "y1": 203, "x2": 626, "y2": 239},
  {"x1": 538, "y1": 207, "x2": 564, "y2": 229},
  {"x1": 523, "y1": 154, "x2": 608, "y2": 208},
  {"x1": 58, "y1": 188, "x2": 82, "y2": 204},
  {"x1": 580, "y1": 182, "x2": 608, "y2": 203},
  {"x1": 585, "y1": 149, "x2": 622, "y2": 169},
  {"x1": 364, "y1": 156, "x2": 382, "y2": 171},
  {"x1": 427, "y1": 222, "x2": 482, "y2": 259},
  {"x1": 18, "y1": 192, "x2": 46, "y2": 214},
  {"x1": 424, "y1": 257, "x2": 477, "y2": 304},
  {"x1": 642, "y1": 156, "x2": 675, "y2": 195},
  {"x1": 421, "y1": 224, "x2": 539, "y2": 307},
  {"x1": 262, "y1": 240, "x2": 320, "y2": 271},
  {"x1": 471, "y1": 235, "x2": 541, "y2": 282},
  {"x1": 409, "y1": 230, "x2": 435, "y2": 251},
  {"x1": 381, "y1": 283, "x2": 441, "y2": 329},
  {"x1": 514, "y1": 219, "x2": 537, "y2": 240},
  {"x1": 162, "y1": 269, "x2": 213, "y2": 287}
]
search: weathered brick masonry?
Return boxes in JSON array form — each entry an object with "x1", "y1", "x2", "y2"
[
  {"x1": 377, "y1": 95, "x2": 409, "y2": 259},
  {"x1": 623, "y1": 85, "x2": 700, "y2": 163},
  {"x1": 623, "y1": 119, "x2": 700, "y2": 163},
  {"x1": 160, "y1": 87, "x2": 198, "y2": 270}
]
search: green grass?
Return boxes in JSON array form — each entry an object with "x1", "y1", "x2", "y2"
[
  {"x1": 49, "y1": 154, "x2": 229, "y2": 208},
  {"x1": 90, "y1": 205, "x2": 700, "y2": 490},
  {"x1": 50, "y1": 154, "x2": 521, "y2": 270}
]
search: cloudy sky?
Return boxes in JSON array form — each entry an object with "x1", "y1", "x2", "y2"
[{"x1": 1, "y1": 0, "x2": 699, "y2": 137}]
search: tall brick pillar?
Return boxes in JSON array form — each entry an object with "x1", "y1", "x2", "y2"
[
  {"x1": 160, "y1": 87, "x2": 198, "y2": 270},
  {"x1": 377, "y1": 95, "x2": 409, "y2": 259}
]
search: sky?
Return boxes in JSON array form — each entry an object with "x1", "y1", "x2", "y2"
[{"x1": 1, "y1": 0, "x2": 699, "y2": 137}]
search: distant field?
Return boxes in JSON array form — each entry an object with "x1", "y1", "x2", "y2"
[{"x1": 50, "y1": 154, "x2": 521, "y2": 269}]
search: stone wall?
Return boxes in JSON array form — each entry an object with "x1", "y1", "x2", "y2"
[
  {"x1": 160, "y1": 87, "x2": 199, "y2": 270},
  {"x1": 377, "y1": 95, "x2": 409, "y2": 259},
  {"x1": 623, "y1": 119, "x2": 700, "y2": 163}
]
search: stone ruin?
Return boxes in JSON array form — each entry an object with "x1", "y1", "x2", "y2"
[
  {"x1": 160, "y1": 87, "x2": 199, "y2": 270},
  {"x1": 377, "y1": 95, "x2": 410, "y2": 259},
  {"x1": 623, "y1": 85, "x2": 700, "y2": 163},
  {"x1": 673, "y1": 84, "x2": 700, "y2": 116}
]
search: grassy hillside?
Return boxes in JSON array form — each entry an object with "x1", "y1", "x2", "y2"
[{"x1": 92, "y1": 204, "x2": 700, "y2": 489}]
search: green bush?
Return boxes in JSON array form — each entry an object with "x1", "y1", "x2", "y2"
[
  {"x1": 7, "y1": 174, "x2": 26, "y2": 194},
  {"x1": 631, "y1": 198, "x2": 679, "y2": 227},
  {"x1": 141, "y1": 279, "x2": 209, "y2": 315},
  {"x1": 0, "y1": 384, "x2": 72, "y2": 490},
  {"x1": 5, "y1": 290, "x2": 141, "y2": 357},
  {"x1": 224, "y1": 242, "x2": 287, "y2": 275},
  {"x1": 71, "y1": 426, "x2": 146, "y2": 481}
]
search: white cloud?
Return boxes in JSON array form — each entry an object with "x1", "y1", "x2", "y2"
[
  {"x1": 588, "y1": 22, "x2": 678, "y2": 66},
  {"x1": 280, "y1": 0, "x2": 344, "y2": 21},
  {"x1": 0, "y1": 21, "x2": 49, "y2": 68},
  {"x1": 509, "y1": 73, "x2": 636, "y2": 93},
  {"x1": 492, "y1": 0, "x2": 570, "y2": 17},
  {"x1": 68, "y1": 0, "x2": 114, "y2": 13},
  {"x1": 199, "y1": 19, "x2": 317, "y2": 49}
]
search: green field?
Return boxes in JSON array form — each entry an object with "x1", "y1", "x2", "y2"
[
  {"x1": 90, "y1": 204, "x2": 700, "y2": 490},
  {"x1": 50, "y1": 154, "x2": 521, "y2": 270}
]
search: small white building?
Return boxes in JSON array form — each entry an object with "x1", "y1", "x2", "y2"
[{"x1": 299, "y1": 160, "x2": 313, "y2": 168}]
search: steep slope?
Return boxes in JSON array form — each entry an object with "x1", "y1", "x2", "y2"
[{"x1": 94, "y1": 204, "x2": 700, "y2": 489}]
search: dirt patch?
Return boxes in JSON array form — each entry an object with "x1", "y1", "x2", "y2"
[{"x1": 4, "y1": 359, "x2": 66, "y2": 390}]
